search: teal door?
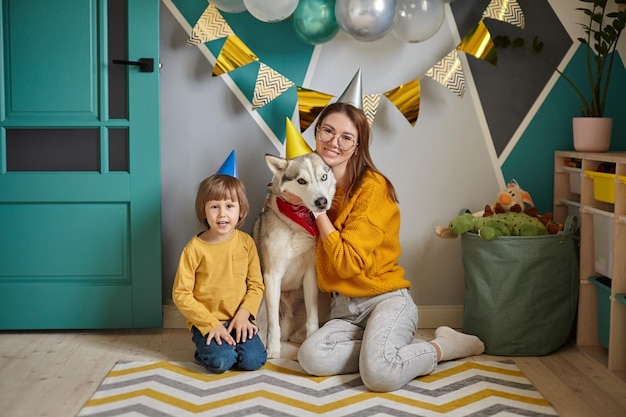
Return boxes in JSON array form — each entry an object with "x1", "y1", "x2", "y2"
[{"x1": 0, "y1": 0, "x2": 162, "y2": 328}]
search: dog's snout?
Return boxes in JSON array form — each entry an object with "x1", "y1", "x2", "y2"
[{"x1": 315, "y1": 197, "x2": 328, "y2": 210}]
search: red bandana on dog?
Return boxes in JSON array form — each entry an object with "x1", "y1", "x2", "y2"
[{"x1": 275, "y1": 197, "x2": 319, "y2": 237}]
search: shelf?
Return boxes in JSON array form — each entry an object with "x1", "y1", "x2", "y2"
[{"x1": 555, "y1": 151, "x2": 626, "y2": 375}]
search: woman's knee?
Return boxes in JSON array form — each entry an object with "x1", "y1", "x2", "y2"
[
  {"x1": 361, "y1": 370, "x2": 404, "y2": 393},
  {"x1": 297, "y1": 338, "x2": 322, "y2": 374}
]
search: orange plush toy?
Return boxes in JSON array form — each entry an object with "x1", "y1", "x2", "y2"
[
  {"x1": 485, "y1": 180, "x2": 534, "y2": 215},
  {"x1": 483, "y1": 181, "x2": 563, "y2": 234}
]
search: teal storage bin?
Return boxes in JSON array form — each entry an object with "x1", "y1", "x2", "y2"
[
  {"x1": 589, "y1": 276, "x2": 611, "y2": 348},
  {"x1": 617, "y1": 294, "x2": 626, "y2": 306}
]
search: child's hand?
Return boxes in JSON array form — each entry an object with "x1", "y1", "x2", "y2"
[
  {"x1": 206, "y1": 324, "x2": 235, "y2": 346},
  {"x1": 227, "y1": 308, "x2": 258, "y2": 343}
]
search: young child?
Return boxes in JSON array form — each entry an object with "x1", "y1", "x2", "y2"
[{"x1": 173, "y1": 153, "x2": 267, "y2": 373}]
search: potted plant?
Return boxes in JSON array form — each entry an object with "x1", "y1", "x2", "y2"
[{"x1": 494, "y1": 0, "x2": 626, "y2": 151}]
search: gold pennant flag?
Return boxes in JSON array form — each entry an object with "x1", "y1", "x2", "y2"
[
  {"x1": 296, "y1": 87, "x2": 333, "y2": 132},
  {"x1": 456, "y1": 20, "x2": 498, "y2": 66},
  {"x1": 384, "y1": 79, "x2": 421, "y2": 127},
  {"x1": 363, "y1": 94, "x2": 381, "y2": 127},
  {"x1": 425, "y1": 50, "x2": 466, "y2": 98},
  {"x1": 252, "y1": 63, "x2": 295, "y2": 110},
  {"x1": 212, "y1": 34, "x2": 259, "y2": 77},
  {"x1": 483, "y1": 0, "x2": 525, "y2": 28},
  {"x1": 188, "y1": 4, "x2": 234, "y2": 45}
]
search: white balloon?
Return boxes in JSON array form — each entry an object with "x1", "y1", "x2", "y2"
[
  {"x1": 244, "y1": 0, "x2": 300, "y2": 22},
  {"x1": 392, "y1": 0, "x2": 444, "y2": 43},
  {"x1": 211, "y1": 0, "x2": 247, "y2": 13},
  {"x1": 335, "y1": 0, "x2": 399, "y2": 42}
]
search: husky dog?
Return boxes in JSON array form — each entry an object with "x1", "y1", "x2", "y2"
[{"x1": 253, "y1": 152, "x2": 336, "y2": 359}]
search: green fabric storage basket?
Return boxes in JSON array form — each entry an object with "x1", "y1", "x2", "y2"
[{"x1": 461, "y1": 215, "x2": 580, "y2": 356}]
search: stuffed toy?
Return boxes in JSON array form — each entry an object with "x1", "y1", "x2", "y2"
[
  {"x1": 446, "y1": 211, "x2": 549, "y2": 241},
  {"x1": 486, "y1": 180, "x2": 534, "y2": 214}
]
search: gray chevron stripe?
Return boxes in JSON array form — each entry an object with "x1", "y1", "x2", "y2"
[
  {"x1": 98, "y1": 373, "x2": 537, "y2": 399},
  {"x1": 98, "y1": 374, "x2": 364, "y2": 397},
  {"x1": 79, "y1": 360, "x2": 558, "y2": 416}
]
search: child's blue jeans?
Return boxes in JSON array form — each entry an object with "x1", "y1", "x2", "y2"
[{"x1": 191, "y1": 324, "x2": 267, "y2": 373}]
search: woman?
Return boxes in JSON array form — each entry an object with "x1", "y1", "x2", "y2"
[{"x1": 291, "y1": 102, "x2": 484, "y2": 392}]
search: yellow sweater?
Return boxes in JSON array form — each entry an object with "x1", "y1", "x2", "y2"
[
  {"x1": 316, "y1": 170, "x2": 409, "y2": 297},
  {"x1": 172, "y1": 230, "x2": 264, "y2": 336}
]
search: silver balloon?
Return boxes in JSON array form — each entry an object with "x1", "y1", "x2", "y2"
[
  {"x1": 210, "y1": 0, "x2": 247, "y2": 13},
  {"x1": 392, "y1": 0, "x2": 444, "y2": 43},
  {"x1": 335, "y1": 0, "x2": 399, "y2": 42},
  {"x1": 244, "y1": 0, "x2": 300, "y2": 22}
]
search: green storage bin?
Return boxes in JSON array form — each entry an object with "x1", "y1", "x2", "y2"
[
  {"x1": 590, "y1": 276, "x2": 612, "y2": 348},
  {"x1": 617, "y1": 293, "x2": 626, "y2": 306},
  {"x1": 462, "y1": 216, "x2": 579, "y2": 356}
]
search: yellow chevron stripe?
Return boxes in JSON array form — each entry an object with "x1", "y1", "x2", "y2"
[
  {"x1": 107, "y1": 360, "x2": 334, "y2": 384},
  {"x1": 86, "y1": 387, "x2": 551, "y2": 413},
  {"x1": 419, "y1": 361, "x2": 525, "y2": 382}
]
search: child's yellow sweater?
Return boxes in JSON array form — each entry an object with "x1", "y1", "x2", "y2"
[
  {"x1": 316, "y1": 170, "x2": 410, "y2": 297},
  {"x1": 172, "y1": 230, "x2": 264, "y2": 336}
]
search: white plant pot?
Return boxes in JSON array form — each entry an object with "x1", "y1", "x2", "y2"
[{"x1": 573, "y1": 117, "x2": 612, "y2": 152}]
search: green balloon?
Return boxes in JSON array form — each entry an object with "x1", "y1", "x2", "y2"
[{"x1": 292, "y1": 0, "x2": 340, "y2": 45}]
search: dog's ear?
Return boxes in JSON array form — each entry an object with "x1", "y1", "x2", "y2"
[{"x1": 265, "y1": 154, "x2": 288, "y2": 175}]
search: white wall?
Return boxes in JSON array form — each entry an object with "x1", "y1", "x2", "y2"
[{"x1": 159, "y1": 2, "x2": 501, "y2": 320}]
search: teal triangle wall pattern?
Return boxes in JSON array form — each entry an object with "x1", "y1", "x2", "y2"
[{"x1": 170, "y1": 0, "x2": 315, "y2": 146}]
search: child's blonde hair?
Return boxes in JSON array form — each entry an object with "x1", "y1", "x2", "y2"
[{"x1": 195, "y1": 174, "x2": 249, "y2": 229}]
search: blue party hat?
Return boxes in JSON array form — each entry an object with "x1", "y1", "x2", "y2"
[{"x1": 216, "y1": 150, "x2": 239, "y2": 178}]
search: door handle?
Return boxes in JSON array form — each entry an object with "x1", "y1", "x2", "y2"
[{"x1": 112, "y1": 58, "x2": 154, "y2": 73}]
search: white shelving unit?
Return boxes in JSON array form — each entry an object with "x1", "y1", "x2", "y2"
[{"x1": 554, "y1": 151, "x2": 626, "y2": 373}]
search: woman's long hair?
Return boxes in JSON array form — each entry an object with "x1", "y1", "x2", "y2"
[{"x1": 314, "y1": 102, "x2": 398, "y2": 203}]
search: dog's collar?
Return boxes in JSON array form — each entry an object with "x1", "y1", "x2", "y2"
[{"x1": 275, "y1": 197, "x2": 319, "y2": 237}]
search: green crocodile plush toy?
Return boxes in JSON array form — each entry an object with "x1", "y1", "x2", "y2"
[{"x1": 448, "y1": 211, "x2": 549, "y2": 241}]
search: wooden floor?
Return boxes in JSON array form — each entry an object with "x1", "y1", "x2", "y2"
[{"x1": 1, "y1": 328, "x2": 626, "y2": 417}]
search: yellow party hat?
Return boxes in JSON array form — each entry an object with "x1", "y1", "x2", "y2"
[{"x1": 285, "y1": 117, "x2": 313, "y2": 159}]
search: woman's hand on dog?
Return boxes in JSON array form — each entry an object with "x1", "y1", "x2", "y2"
[{"x1": 280, "y1": 190, "x2": 304, "y2": 206}]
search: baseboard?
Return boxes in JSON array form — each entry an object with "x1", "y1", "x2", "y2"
[
  {"x1": 162, "y1": 302, "x2": 463, "y2": 330},
  {"x1": 416, "y1": 305, "x2": 464, "y2": 329}
]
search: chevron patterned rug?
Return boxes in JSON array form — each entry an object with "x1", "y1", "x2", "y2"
[{"x1": 77, "y1": 358, "x2": 558, "y2": 416}]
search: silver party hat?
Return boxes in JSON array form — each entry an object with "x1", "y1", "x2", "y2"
[{"x1": 336, "y1": 68, "x2": 363, "y2": 110}]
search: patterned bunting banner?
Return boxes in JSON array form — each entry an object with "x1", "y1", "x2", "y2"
[
  {"x1": 296, "y1": 87, "x2": 334, "y2": 132},
  {"x1": 483, "y1": 0, "x2": 525, "y2": 28},
  {"x1": 189, "y1": 0, "x2": 526, "y2": 128},
  {"x1": 252, "y1": 63, "x2": 295, "y2": 110},
  {"x1": 212, "y1": 34, "x2": 259, "y2": 77},
  {"x1": 188, "y1": 4, "x2": 233, "y2": 45},
  {"x1": 425, "y1": 50, "x2": 466, "y2": 98},
  {"x1": 456, "y1": 20, "x2": 498, "y2": 66},
  {"x1": 384, "y1": 78, "x2": 421, "y2": 127},
  {"x1": 363, "y1": 94, "x2": 382, "y2": 127}
]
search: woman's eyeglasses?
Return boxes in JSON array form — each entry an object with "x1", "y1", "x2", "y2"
[{"x1": 316, "y1": 126, "x2": 357, "y2": 151}]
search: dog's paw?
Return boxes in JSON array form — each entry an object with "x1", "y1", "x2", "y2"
[{"x1": 267, "y1": 340, "x2": 281, "y2": 359}]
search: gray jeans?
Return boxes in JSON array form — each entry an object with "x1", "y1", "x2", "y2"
[{"x1": 297, "y1": 288, "x2": 437, "y2": 392}]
